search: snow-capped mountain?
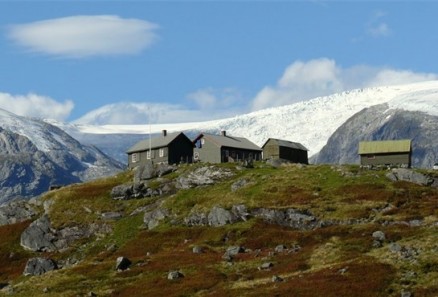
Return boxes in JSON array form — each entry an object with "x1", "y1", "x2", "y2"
[
  {"x1": 0, "y1": 109, "x2": 124, "y2": 204},
  {"x1": 55, "y1": 81, "x2": 438, "y2": 165}
]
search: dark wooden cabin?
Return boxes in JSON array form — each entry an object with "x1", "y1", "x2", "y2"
[
  {"x1": 127, "y1": 130, "x2": 193, "y2": 168},
  {"x1": 262, "y1": 138, "x2": 309, "y2": 164}
]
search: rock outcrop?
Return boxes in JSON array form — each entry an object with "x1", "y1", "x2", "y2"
[
  {"x1": 0, "y1": 200, "x2": 36, "y2": 226},
  {"x1": 23, "y1": 257, "x2": 58, "y2": 276}
]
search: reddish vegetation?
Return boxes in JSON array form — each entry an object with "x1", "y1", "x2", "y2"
[{"x1": 0, "y1": 220, "x2": 32, "y2": 283}]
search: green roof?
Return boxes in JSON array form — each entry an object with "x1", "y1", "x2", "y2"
[{"x1": 358, "y1": 139, "x2": 412, "y2": 155}]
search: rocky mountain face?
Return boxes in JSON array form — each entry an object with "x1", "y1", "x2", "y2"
[
  {"x1": 312, "y1": 103, "x2": 438, "y2": 168},
  {"x1": 0, "y1": 110, "x2": 124, "y2": 204}
]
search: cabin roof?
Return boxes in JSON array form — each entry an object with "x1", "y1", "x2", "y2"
[
  {"x1": 358, "y1": 139, "x2": 412, "y2": 155},
  {"x1": 262, "y1": 138, "x2": 308, "y2": 151},
  {"x1": 126, "y1": 132, "x2": 183, "y2": 153},
  {"x1": 193, "y1": 133, "x2": 262, "y2": 151}
]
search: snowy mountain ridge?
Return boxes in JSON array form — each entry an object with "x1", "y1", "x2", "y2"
[{"x1": 55, "y1": 80, "x2": 438, "y2": 158}]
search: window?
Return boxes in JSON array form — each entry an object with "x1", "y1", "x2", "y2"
[
  {"x1": 132, "y1": 153, "x2": 139, "y2": 163},
  {"x1": 159, "y1": 148, "x2": 164, "y2": 157},
  {"x1": 146, "y1": 150, "x2": 151, "y2": 159}
]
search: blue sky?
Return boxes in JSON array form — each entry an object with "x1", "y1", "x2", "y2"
[{"x1": 1, "y1": 1, "x2": 438, "y2": 124}]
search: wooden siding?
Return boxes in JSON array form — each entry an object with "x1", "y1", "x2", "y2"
[
  {"x1": 360, "y1": 152, "x2": 411, "y2": 167},
  {"x1": 262, "y1": 139, "x2": 308, "y2": 164}
]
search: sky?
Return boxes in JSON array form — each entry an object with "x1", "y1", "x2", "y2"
[{"x1": 1, "y1": 1, "x2": 438, "y2": 125}]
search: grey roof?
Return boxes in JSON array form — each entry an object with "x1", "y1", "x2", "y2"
[
  {"x1": 126, "y1": 132, "x2": 182, "y2": 153},
  {"x1": 196, "y1": 133, "x2": 262, "y2": 151},
  {"x1": 262, "y1": 138, "x2": 308, "y2": 151}
]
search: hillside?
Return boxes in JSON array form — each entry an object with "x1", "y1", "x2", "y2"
[{"x1": 1, "y1": 162, "x2": 438, "y2": 296}]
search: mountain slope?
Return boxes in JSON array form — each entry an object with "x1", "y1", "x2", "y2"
[
  {"x1": 312, "y1": 104, "x2": 438, "y2": 168},
  {"x1": 0, "y1": 109, "x2": 124, "y2": 204},
  {"x1": 56, "y1": 81, "x2": 438, "y2": 164}
]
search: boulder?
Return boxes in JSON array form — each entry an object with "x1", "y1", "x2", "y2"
[
  {"x1": 111, "y1": 184, "x2": 133, "y2": 200},
  {"x1": 184, "y1": 212, "x2": 208, "y2": 226},
  {"x1": 23, "y1": 257, "x2": 57, "y2": 276},
  {"x1": 143, "y1": 208, "x2": 169, "y2": 230},
  {"x1": 115, "y1": 257, "x2": 132, "y2": 271},
  {"x1": 272, "y1": 275, "x2": 284, "y2": 282},
  {"x1": 231, "y1": 179, "x2": 249, "y2": 192},
  {"x1": 101, "y1": 212, "x2": 123, "y2": 221},
  {"x1": 176, "y1": 166, "x2": 234, "y2": 189},
  {"x1": 386, "y1": 168, "x2": 434, "y2": 186},
  {"x1": 168, "y1": 271, "x2": 184, "y2": 280},
  {"x1": 208, "y1": 206, "x2": 236, "y2": 227},
  {"x1": 225, "y1": 246, "x2": 245, "y2": 257},
  {"x1": 259, "y1": 262, "x2": 274, "y2": 270},
  {"x1": 20, "y1": 215, "x2": 57, "y2": 252},
  {"x1": 274, "y1": 245, "x2": 287, "y2": 253},
  {"x1": 372, "y1": 231, "x2": 386, "y2": 242},
  {"x1": 192, "y1": 246, "x2": 204, "y2": 254},
  {"x1": 0, "y1": 200, "x2": 36, "y2": 226},
  {"x1": 252, "y1": 208, "x2": 318, "y2": 230}
]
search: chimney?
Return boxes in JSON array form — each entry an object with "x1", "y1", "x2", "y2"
[
  {"x1": 221, "y1": 130, "x2": 226, "y2": 137},
  {"x1": 162, "y1": 130, "x2": 167, "y2": 137}
]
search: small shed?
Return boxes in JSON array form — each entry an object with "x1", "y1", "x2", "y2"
[
  {"x1": 262, "y1": 138, "x2": 309, "y2": 164},
  {"x1": 358, "y1": 139, "x2": 412, "y2": 167},
  {"x1": 193, "y1": 131, "x2": 262, "y2": 163},
  {"x1": 127, "y1": 130, "x2": 194, "y2": 168}
]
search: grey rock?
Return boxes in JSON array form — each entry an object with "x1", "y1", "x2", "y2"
[
  {"x1": 23, "y1": 257, "x2": 57, "y2": 276},
  {"x1": 400, "y1": 290, "x2": 412, "y2": 297},
  {"x1": 274, "y1": 245, "x2": 287, "y2": 253},
  {"x1": 136, "y1": 161, "x2": 156, "y2": 181},
  {"x1": 168, "y1": 271, "x2": 184, "y2": 280},
  {"x1": 389, "y1": 243, "x2": 402, "y2": 253},
  {"x1": 20, "y1": 215, "x2": 57, "y2": 252},
  {"x1": 0, "y1": 200, "x2": 36, "y2": 226},
  {"x1": 272, "y1": 275, "x2": 284, "y2": 282},
  {"x1": 184, "y1": 212, "x2": 208, "y2": 226},
  {"x1": 372, "y1": 231, "x2": 386, "y2": 242},
  {"x1": 253, "y1": 208, "x2": 318, "y2": 230},
  {"x1": 225, "y1": 246, "x2": 245, "y2": 257},
  {"x1": 192, "y1": 246, "x2": 204, "y2": 254},
  {"x1": 231, "y1": 179, "x2": 249, "y2": 192},
  {"x1": 259, "y1": 262, "x2": 274, "y2": 270},
  {"x1": 231, "y1": 204, "x2": 250, "y2": 221},
  {"x1": 176, "y1": 166, "x2": 234, "y2": 189},
  {"x1": 386, "y1": 168, "x2": 434, "y2": 186},
  {"x1": 111, "y1": 184, "x2": 133, "y2": 200},
  {"x1": 143, "y1": 208, "x2": 169, "y2": 230},
  {"x1": 101, "y1": 212, "x2": 123, "y2": 220},
  {"x1": 115, "y1": 257, "x2": 132, "y2": 271},
  {"x1": 208, "y1": 206, "x2": 236, "y2": 227}
]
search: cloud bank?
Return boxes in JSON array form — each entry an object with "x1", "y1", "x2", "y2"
[
  {"x1": 0, "y1": 93, "x2": 74, "y2": 121},
  {"x1": 8, "y1": 15, "x2": 158, "y2": 58}
]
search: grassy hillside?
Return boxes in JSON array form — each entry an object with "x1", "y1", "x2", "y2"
[{"x1": 1, "y1": 163, "x2": 438, "y2": 297}]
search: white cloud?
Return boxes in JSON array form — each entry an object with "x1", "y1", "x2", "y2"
[
  {"x1": 0, "y1": 92, "x2": 74, "y2": 121},
  {"x1": 186, "y1": 88, "x2": 244, "y2": 111},
  {"x1": 8, "y1": 15, "x2": 158, "y2": 58},
  {"x1": 251, "y1": 58, "x2": 438, "y2": 111}
]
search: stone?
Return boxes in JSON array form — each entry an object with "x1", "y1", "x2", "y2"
[
  {"x1": 208, "y1": 206, "x2": 235, "y2": 227},
  {"x1": 115, "y1": 257, "x2": 132, "y2": 271},
  {"x1": 168, "y1": 271, "x2": 184, "y2": 280},
  {"x1": 111, "y1": 184, "x2": 133, "y2": 200},
  {"x1": 231, "y1": 204, "x2": 250, "y2": 221},
  {"x1": 184, "y1": 212, "x2": 208, "y2": 226},
  {"x1": 20, "y1": 215, "x2": 57, "y2": 252},
  {"x1": 225, "y1": 246, "x2": 245, "y2": 257},
  {"x1": 400, "y1": 290, "x2": 412, "y2": 297},
  {"x1": 101, "y1": 212, "x2": 122, "y2": 220},
  {"x1": 231, "y1": 179, "x2": 249, "y2": 192},
  {"x1": 143, "y1": 208, "x2": 169, "y2": 230},
  {"x1": 272, "y1": 275, "x2": 284, "y2": 282},
  {"x1": 274, "y1": 245, "x2": 287, "y2": 253},
  {"x1": 386, "y1": 168, "x2": 434, "y2": 186},
  {"x1": 0, "y1": 200, "x2": 36, "y2": 226},
  {"x1": 192, "y1": 246, "x2": 204, "y2": 254},
  {"x1": 372, "y1": 231, "x2": 386, "y2": 242},
  {"x1": 23, "y1": 257, "x2": 57, "y2": 276},
  {"x1": 259, "y1": 262, "x2": 274, "y2": 270},
  {"x1": 389, "y1": 243, "x2": 402, "y2": 253}
]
